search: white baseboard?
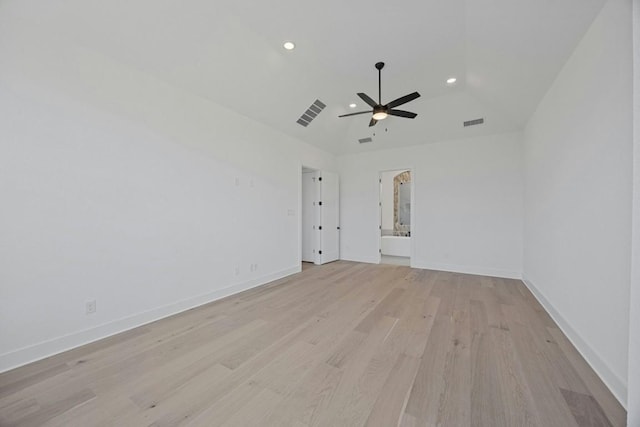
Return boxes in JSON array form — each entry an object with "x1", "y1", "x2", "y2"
[
  {"x1": 410, "y1": 261, "x2": 522, "y2": 280},
  {"x1": 522, "y1": 277, "x2": 627, "y2": 408},
  {"x1": 0, "y1": 265, "x2": 301, "y2": 374},
  {"x1": 339, "y1": 255, "x2": 380, "y2": 265},
  {"x1": 339, "y1": 256, "x2": 522, "y2": 280}
]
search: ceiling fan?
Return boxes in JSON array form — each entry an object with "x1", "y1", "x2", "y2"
[{"x1": 339, "y1": 62, "x2": 421, "y2": 127}]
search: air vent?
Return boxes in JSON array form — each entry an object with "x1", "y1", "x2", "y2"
[
  {"x1": 463, "y1": 118, "x2": 484, "y2": 127},
  {"x1": 296, "y1": 99, "x2": 326, "y2": 127},
  {"x1": 358, "y1": 137, "x2": 373, "y2": 144}
]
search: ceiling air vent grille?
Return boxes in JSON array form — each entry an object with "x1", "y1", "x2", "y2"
[
  {"x1": 296, "y1": 99, "x2": 326, "y2": 127},
  {"x1": 463, "y1": 118, "x2": 484, "y2": 127},
  {"x1": 358, "y1": 137, "x2": 373, "y2": 144}
]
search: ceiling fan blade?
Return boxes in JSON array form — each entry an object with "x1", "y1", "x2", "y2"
[
  {"x1": 388, "y1": 109, "x2": 417, "y2": 119},
  {"x1": 386, "y1": 92, "x2": 421, "y2": 109},
  {"x1": 369, "y1": 118, "x2": 378, "y2": 127},
  {"x1": 357, "y1": 93, "x2": 378, "y2": 108},
  {"x1": 338, "y1": 111, "x2": 372, "y2": 118}
]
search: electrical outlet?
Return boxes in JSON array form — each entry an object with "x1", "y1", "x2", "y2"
[
  {"x1": 86, "y1": 300, "x2": 96, "y2": 315},
  {"x1": 235, "y1": 266, "x2": 240, "y2": 276}
]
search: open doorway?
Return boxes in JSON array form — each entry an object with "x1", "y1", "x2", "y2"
[{"x1": 379, "y1": 169, "x2": 412, "y2": 266}]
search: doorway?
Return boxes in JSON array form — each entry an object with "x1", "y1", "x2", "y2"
[
  {"x1": 379, "y1": 169, "x2": 412, "y2": 266},
  {"x1": 301, "y1": 167, "x2": 318, "y2": 264},
  {"x1": 301, "y1": 167, "x2": 340, "y2": 266}
]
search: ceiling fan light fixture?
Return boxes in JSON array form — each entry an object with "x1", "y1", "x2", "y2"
[
  {"x1": 283, "y1": 41, "x2": 295, "y2": 50},
  {"x1": 446, "y1": 77, "x2": 457, "y2": 85},
  {"x1": 372, "y1": 111, "x2": 388, "y2": 120},
  {"x1": 349, "y1": 103, "x2": 357, "y2": 108}
]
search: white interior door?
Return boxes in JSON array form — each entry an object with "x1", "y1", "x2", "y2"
[
  {"x1": 301, "y1": 171, "x2": 316, "y2": 262},
  {"x1": 319, "y1": 171, "x2": 339, "y2": 264}
]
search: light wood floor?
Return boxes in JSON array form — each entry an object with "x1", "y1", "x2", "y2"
[{"x1": 0, "y1": 261, "x2": 627, "y2": 426}]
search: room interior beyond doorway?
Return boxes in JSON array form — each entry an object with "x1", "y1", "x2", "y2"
[{"x1": 379, "y1": 169, "x2": 412, "y2": 266}]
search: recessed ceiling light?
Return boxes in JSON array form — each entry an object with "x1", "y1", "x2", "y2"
[
  {"x1": 446, "y1": 77, "x2": 457, "y2": 85},
  {"x1": 349, "y1": 103, "x2": 357, "y2": 108},
  {"x1": 283, "y1": 41, "x2": 295, "y2": 50}
]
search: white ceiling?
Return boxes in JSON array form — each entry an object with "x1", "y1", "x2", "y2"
[{"x1": 9, "y1": 0, "x2": 606, "y2": 154}]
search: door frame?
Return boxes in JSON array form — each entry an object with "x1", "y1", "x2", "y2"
[
  {"x1": 628, "y1": 2, "x2": 639, "y2": 423},
  {"x1": 377, "y1": 167, "x2": 415, "y2": 266},
  {"x1": 318, "y1": 170, "x2": 340, "y2": 264},
  {"x1": 299, "y1": 164, "x2": 322, "y2": 267},
  {"x1": 300, "y1": 167, "x2": 320, "y2": 264}
]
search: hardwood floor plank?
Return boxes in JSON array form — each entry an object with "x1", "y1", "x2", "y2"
[
  {"x1": 0, "y1": 363, "x2": 70, "y2": 401},
  {"x1": 309, "y1": 315, "x2": 399, "y2": 427},
  {"x1": 502, "y1": 304, "x2": 581, "y2": 427},
  {"x1": 560, "y1": 388, "x2": 614, "y2": 427},
  {"x1": 7, "y1": 388, "x2": 95, "y2": 427},
  {"x1": 470, "y1": 299, "x2": 506, "y2": 426},
  {"x1": 548, "y1": 327, "x2": 627, "y2": 427},
  {"x1": 436, "y1": 274, "x2": 472, "y2": 427},
  {"x1": 364, "y1": 354, "x2": 420, "y2": 427},
  {"x1": 402, "y1": 296, "x2": 440, "y2": 358},
  {"x1": 41, "y1": 395, "x2": 140, "y2": 427},
  {"x1": 276, "y1": 363, "x2": 343, "y2": 426},
  {"x1": 484, "y1": 327, "x2": 539, "y2": 426},
  {"x1": 404, "y1": 313, "x2": 454, "y2": 423},
  {"x1": 0, "y1": 398, "x2": 40, "y2": 425},
  {"x1": 220, "y1": 387, "x2": 283, "y2": 427}
]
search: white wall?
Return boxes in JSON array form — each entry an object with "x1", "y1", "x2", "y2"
[
  {"x1": 523, "y1": 0, "x2": 632, "y2": 405},
  {"x1": 628, "y1": 0, "x2": 640, "y2": 423},
  {"x1": 0, "y1": 11, "x2": 335, "y2": 371},
  {"x1": 338, "y1": 132, "x2": 523, "y2": 278}
]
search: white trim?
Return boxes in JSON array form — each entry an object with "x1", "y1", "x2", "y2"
[
  {"x1": 409, "y1": 169, "x2": 416, "y2": 268},
  {"x1": 523, "y1": 277, "x2": 627, "y2": 407},
  {"x1": 340, "y1": 255, "x2": 381, "y2": 265},
  {"x1": 342, "y1": 255, "x2": 521, "y2": 280},
  {"x1": 411, "y1": 261, "x2": 522, "y2": 280},
  {"x1": 376, "y1": 167, "x2": 414, "y2": 265},
  {"x1": 300, "y1": 164, "x2": 322, "y2": 266},
  {"x1": 0, "y1": 265, "x2": 300, "y2": 373},
  {"x1": 297, "y1": 161, "x2": 303, "y2": 267},
  {"x1": 629, "y1": 0, "x2": 640, "y2": 424},
  {"x1": 377, "y1": 171, "x2": 382, "y2": 264}
]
